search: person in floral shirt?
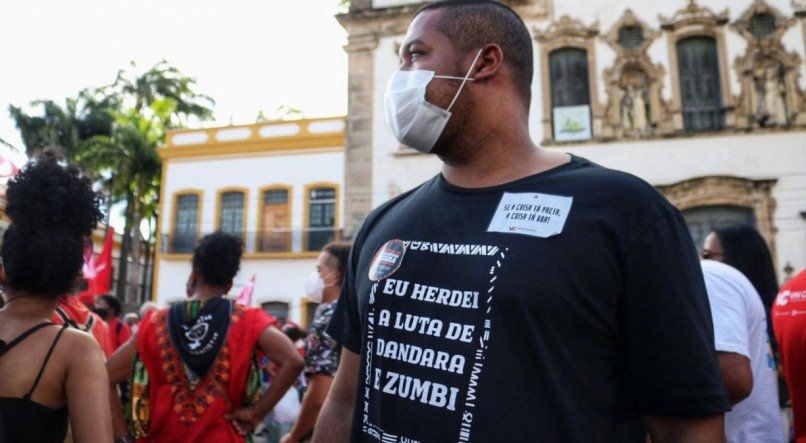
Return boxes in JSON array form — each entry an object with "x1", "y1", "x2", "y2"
[{"x1": 281, "y1": 242, "x2": 351, "y2": 443}]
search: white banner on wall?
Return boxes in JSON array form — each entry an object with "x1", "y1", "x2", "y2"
[{"x1": 553, "y1": 105, "x2": 592, "y2": 142}]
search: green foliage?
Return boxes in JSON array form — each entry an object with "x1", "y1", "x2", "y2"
[
  {"x1": 256, "y1": 104, "x2": 305, "y2": 122},
  {"x1": 108, "y1": 60, "x2": 214, "y2": 128},
  {"x1": 9, "y1": 60, "x2": 215, "y2": 303},
  {"x1": 76, "y1": 104, "x2": 165, "y2": 222},
  {"x1": 9, "y1": 60, "x2": 213, "y2": 223},
  {"x1": 8, "y1": 90, "x2": 115, "y2": 159}
]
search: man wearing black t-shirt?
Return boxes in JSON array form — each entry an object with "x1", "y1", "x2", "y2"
[{"x1": 313, "y1": 2, "x2": 730, "y2": 442}]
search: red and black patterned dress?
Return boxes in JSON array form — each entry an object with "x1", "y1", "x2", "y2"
[{"x1": 132, "y1": 300, "x2": 275, "y2": 442}]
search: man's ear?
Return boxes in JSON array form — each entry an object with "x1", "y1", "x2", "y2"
[
  {"x1": 471, "y1": 44, "x2": 504, "y2": 82},
  {"x1": 0, "y1": 264, "x2": 6, "y2": 287},
  {"x1": 224, "y1": 282, "x2": 233, "y2": 295}
]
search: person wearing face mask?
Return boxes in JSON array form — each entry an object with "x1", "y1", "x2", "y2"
[
  {"x1": 95, "y1": 294, "x2": 132, "y2": 352},
  {"x1": 281, "y1": 242, "x2": 351, "y2": 443},
  {"x1": 315, "y1": 1, "x2": 729, "y2": 442}
]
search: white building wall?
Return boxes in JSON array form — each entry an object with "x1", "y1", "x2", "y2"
[
  {"x1": 528, "y1": 33, "x2": 546, "y2": 142},
  {"x1": 556, "y1": 131, "x2": 806, "y2": 270},
  {"x1": 156, "y1": 149, "x2": 344, "y2": 317},
  {"x1": 162, "y1": 151, "x2": 343, "y2": 238},
  {"x1": 372, "y1": 0, "x2": 419, "y2": 8},
  {"x1": 154, "y1": 258, "x2": 317, "y2": 322}
]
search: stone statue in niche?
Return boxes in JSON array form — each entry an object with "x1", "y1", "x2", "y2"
[
  {"x1": 619, "y1": 70, "x2": 650, "y2": 135},
  {"x1": 754, "y1": 61, "x2": 788, "y2": 126}
]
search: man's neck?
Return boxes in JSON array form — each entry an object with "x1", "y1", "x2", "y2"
[
  {"x1": 436, "y1": 107, "x2": 571, "y2": 188},
  {"x1": 440, "y1": 132, "x2": 570, "y2": 188},
  {"x1": 190, "y1": 286, "x2": 227, "y2": 302}
]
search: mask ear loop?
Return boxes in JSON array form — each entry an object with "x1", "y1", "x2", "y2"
[{"x1": 447, "y1": 48, "x2": 484, "y2": 112}]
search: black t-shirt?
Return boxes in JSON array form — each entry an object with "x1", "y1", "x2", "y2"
[{"x1": 328, "y1": 156, "x2": 729, "y2": 443}]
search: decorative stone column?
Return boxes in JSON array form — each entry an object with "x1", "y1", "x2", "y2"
[{"x1": 341, "y1": 33, "x2": 379, "y2": 238}]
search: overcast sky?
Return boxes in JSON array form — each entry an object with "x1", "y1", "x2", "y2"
[{"x1": 0, "y1": 0, "x2": 349, "y2": 167}]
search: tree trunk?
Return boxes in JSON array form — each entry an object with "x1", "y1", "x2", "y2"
[
  {"x1": 115, "y1": 196, "x2": 134, "y2": 306},
  {"x1": 140, "y1": 215, "x2": 157, "y2": 304},
  {"x1": 140, "y1": 236, "x2": 153, "y2": 305},
  {"x1": 127, "y1": 209, "x2": 144, "y2": 311}
]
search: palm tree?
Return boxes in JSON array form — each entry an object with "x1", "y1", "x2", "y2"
[
  {"x1": 11, "y1": 60, "x2": 214, "y2": 308},
  {"x1": 110, "y1": 60, "x2": 214, "y2": 128},
  {"x1": 8, "y1": 90, "x2": 116, "y2": 159},
  {"x1": 95, "y1": 62, "x2": 213, "y2": 306},
  {"x1": 78, "y1": 104, "x2": 165, "y2": 308}
]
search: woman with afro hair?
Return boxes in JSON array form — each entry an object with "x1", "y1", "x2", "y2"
[
  {"x1": 107, "y1": 232, "x2": 303, "y2": 443},
  {"x1": 0, "y1": 150, "x2": 112, "y2": 442}
]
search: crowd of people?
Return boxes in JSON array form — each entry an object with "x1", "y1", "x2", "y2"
[{"x1": 1, "y1": 1, "x2": 806, "y2": 443}]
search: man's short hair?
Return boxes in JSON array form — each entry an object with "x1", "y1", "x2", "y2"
[{"x1": 416, "y1": 0, "x2": 533, "y2": 108}]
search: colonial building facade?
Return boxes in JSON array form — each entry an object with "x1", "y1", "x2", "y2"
[
  {"x1": 155, "y1": 117, "x2": 345, "y2": 324},
  {"x1": 338, "y1": 0, "x2": 806, "y2": 281}
]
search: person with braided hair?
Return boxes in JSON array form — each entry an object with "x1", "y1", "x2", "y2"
[{"x1": 0, "y1": 150, "x2": 112, "y2": 443}]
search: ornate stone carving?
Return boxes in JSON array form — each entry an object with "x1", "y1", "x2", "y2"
[
  {"x1": 657, "y1": 176, "x2": 778, "y2": 259},
  {"x1": 731, "y1": 0, "x2": 806, "y2": 128},
  {"x1": 602, "y1": 9, "x2": 660, "y2": 52},
  {"x1": 732, "y1": 0, "x2": 795, "y2": 42},
  {"x1": 510, "y1": 0, "x2": 551, "y2": 21},
  {"x1": 600, "y1": 10, "x2": 672, "y2": 139},
  {"x1": 659, "y1": 0, "x2": 729, "y2": 32},
  {"x1": 535, "y1": 15, "x2": 599, "y2": 43}
]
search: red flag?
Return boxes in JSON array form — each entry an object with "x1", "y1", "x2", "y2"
[
  {"x1": 78, "y1": 228, "x2": 114, "y2": 304},
  {"x1": 236, "y1": 274, "x2": 256, "y2": 306},
  {"x1": 0, "y1": 153, "x2": 19, "y2": 178},
  {"x1": 92, "y1": 227, "x2": 115, "y2": 294}
]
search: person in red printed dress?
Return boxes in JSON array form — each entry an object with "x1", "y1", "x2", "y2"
[{"x1": 107, "y1": 232, "x2": 303, "y2": 443}]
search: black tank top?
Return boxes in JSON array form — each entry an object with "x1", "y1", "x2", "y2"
[{"x1": 0, "y1": 322, "x2": 68, "y2": 443}]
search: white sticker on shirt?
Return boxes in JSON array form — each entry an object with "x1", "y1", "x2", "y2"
[{"x1": 486, "y1": 192, "x2": 573, "y2": 238}]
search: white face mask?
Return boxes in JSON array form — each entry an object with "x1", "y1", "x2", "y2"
[
  {"x1": 384, "y1": 49, "x2": 483, "y2": 153},
  {"x1": 304, "y1": 271, "x2": 325, "y2": 303}
]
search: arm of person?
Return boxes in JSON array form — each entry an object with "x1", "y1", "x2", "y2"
[
  {"x1": 65, "y1": 331, "x2": 114, "y2": 443},
  {"x1": 621, "y1": 215, "x2": 731, "y2": 442},
  {"x1": 118, "y1": 322, "x2": 133, "y2": 344},
  {"x1": 699, "y1": 262, "x2": 754, "y2": 406},
  {"x1": 106, "y1": 335, "x2": 138, "y2": 439},
  {"x1": 716, "y1": 351, "x2": 752, "y2": 405},
  {"x1": 281, "y1": 374, "x2": 334, "y2": 443},
  {"x1": 644, "y1": 414, "x2": 725, "y2": 443},
  {"x1": 311, "y1": 348, "x2": 359, "y2": 443},
  {"x1": 228, "y1": 326, "x2": 303, "y2": 434}
]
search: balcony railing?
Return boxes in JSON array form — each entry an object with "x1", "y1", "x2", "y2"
[{"x1": 161, "y1": 227, "x2": 345, "y2": 255}]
